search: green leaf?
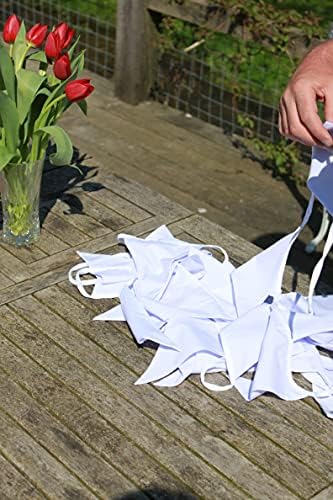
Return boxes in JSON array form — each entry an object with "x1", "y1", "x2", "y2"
[
  {"x1": 16, "y1": 68, "x2": 46, "y2": 123},
  {"x1": 23, "y1": 91, "x2": 49, "y2": 144},
  {"x1": 0, "y1": 47, "x2": 16, "y2": 101},
  {"x1": 28, "y1": 50, "x2": 48, "y2": 64},
  {"x1": 0, "y1": 92, "x2": 20, "y2": 153},
  {"x1": 36, "y1": 125, "x2": 73, "y2": 166},
  {"x1": 0, "y1": 144, "x2": 16, "y2": 171},
  {"x1": 12, "y1": 22, "x2": 28, "y2": 73},
  {"x1": 71, "y1": 50, "x2": 85, "y2": 77},
  {"x1": 15, "y1": 21, "x2": 26, "y2": 45},
  {"x1": 77, "y1": 99, "x2": 88, "y2": 116},
  {"x1": 68, "y1": 35, "x2": 80, "y2": 59}
]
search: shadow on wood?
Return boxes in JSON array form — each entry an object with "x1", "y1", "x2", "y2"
[{"x1": 39, "y1": 146, "x2": 104, "y2": 227}]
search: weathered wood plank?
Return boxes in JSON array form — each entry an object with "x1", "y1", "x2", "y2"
[
  {"x1": 66, "y1": 109, "x2": 299, "y2": 237},
  {"x1": 0, "y1": 408, "x2": 94, "y2": 499},
  {"x1": 62, "y1": 120, "x2": 254, "y2": 240},
  {"x1": 35, "y1": 228, "x2": 69, "y2": 255},
  {"x1": 60, "y1": 117, "x2": 193, "y2": 221},
  {"x1": 0, "y1": 368, "x2": 143, "y2": 498},
  {"x1": 311, "y1": 484, "x2": 333, "y2": 499},
  {"x1": 0, "y1": 272, "x2": 14, "y2": 291},
  {"x1": 0, "y1": 452, "x2": 44, "y2": 499},
  {"x1": 0, "y1": 242, "x2": 47, "y2": 265},
  {"x1": 48, "y1": 283, "x2": 332, "y2": 496},
  {"x1": 0, "y1": 265, "x2": 71, "y2": 307},
  {"x1": 1, "y1": 303, "x2": 246, "y2": 499},
  {"x1": 50, "y1": 198, "x2": 111, "y2": 239},
  {"x1": 24, "y1": 289, "x2": 314, "y2": 499},
  {"x1": 148, "y1": 0, "x2": 219, "y2": 30},
  {"x1": 60, "y1": 192, "x2": 132, "y2": 232},
  {"x1": 0, "y1": 333, "x2": 195, "y2": 498},
  {"x1": 0, "y1": 247, "x2": 30, "y2": 283},
  {"x1": 42, "y1": 212, "x2": 90, "y2": 246},
  {"x1": 115, "y1": 0, "x2": 157, "y2": 104},
  {"x1": 85, "y1": 188, "x2": 152, "y2": 223}
]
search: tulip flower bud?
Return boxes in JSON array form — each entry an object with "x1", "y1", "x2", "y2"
[
  {"x1": 45, "y1": 31, "x2": 62, "y2": 59},
  {"x1": 54, "y1": 53, "x2": 71, "y2": 80},
  {"x1": 54, "y1": 22, "x2": 75, "y2": 50},
  {"x1": 3, "y1": 14, "x2": 21, "y2": 44},
  {"x1": 26, "y1": 23, "x2": 48, "y2": 47},
  {"x1": 65, "y1": 79, "x2": 94, "y2": 102}
]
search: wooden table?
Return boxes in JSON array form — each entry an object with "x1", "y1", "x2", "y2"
[{"x1": 0, "y1": 163, "x2": 332, "y2": 499}]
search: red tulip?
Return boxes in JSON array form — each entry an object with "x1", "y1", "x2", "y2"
[
  {"x1": 65, "y1": 79, "x2": 94, "y2": 102},
  {"x1": 54, "y1": 22, "x2": 75, "y2": 49},
  {"x1": 3, "y1": 14, "x2": 21, "y2": 44},
  {"x1": 26, "y1": 23, "x2": 48, "y2": 47},
  {"x1": 54, "y1": 53, "x2": 71, "y2": 80},
  {"x1": 45, "y1": 31, "x2": 62, "y2": 59}
]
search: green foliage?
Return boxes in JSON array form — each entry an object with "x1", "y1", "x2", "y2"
[
  {"x1": 158, "y1": 0, "x2": 325, "y2": 106},
  {"x1": 267, "y1": 0, "x2": 332, "y2": 22},
  {"x1": 237, "y1": 113, "x2": 302, "y2": 181},
  {"x1": 38, "y1": 125, "x2": 73, "y2": 166},
  {"x1": 54, "y1": 0, "x2": 117, "y2": 21}
]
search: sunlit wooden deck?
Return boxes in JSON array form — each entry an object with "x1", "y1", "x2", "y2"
[{"x1": 0, "y1": 72, "x2": 331, "y2": 499}]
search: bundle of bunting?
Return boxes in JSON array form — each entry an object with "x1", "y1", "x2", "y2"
[{"x1": 69, "y1": 124, "x2": 333, "y2": 418}]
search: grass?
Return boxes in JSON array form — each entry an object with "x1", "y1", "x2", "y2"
[
  {"x1": 54, "y1": 0, "x2": 117, "y2": 22},
  {"x1": 267, "y1": 0, "x2": 332, "y2": 20}
]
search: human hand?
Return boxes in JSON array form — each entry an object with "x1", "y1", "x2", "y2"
[{"x1": 279, "y1": 40, "x2": 333, "y2": 148}]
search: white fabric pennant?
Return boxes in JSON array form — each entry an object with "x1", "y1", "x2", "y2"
[{"x1": 69, "y1": 133, "x2": 333, "y2": 418}]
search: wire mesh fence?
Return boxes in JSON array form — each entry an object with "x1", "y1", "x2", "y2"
[
  {"x1": 0, "y1": 0, "x2": 116, "y2": 77},
  {"x1": 152, "y1": 40, "x2": 313, "y2": 165},
  {"x1": 154, "y1": 49, "x2": 283, "y2": 143}
]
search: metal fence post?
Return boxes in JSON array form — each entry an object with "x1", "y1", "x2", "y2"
[{"x1": 114, "y1": 0, "x2": 157, "y2": 105}]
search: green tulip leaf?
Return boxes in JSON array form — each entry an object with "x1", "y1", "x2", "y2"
[
  {"x1": 77, "y1": 99, "x2": 88, "y2": 116},
  {"x1": 37, "y1": 125, "x2": 73, "y2": 166},
  {"x1": 0, "y1": 47, "x2": 16, "y2": 101},
  {"x1": 0, "y1": 144, "x2": 16, "y2": 171},
  {"x1": 0, "y1": 92, "x2": 20, "y2": 153},
  {"x1": 17, "y1": 68, "x2": 46, "y2": 124},
  {"x1": 71, "y1": 50, "x2": 85, "y2": 77},
  {"x1": 13, "y1": 22, "x2": 28, "y2": 72},
  {"x1": 15, "y1": 21, "x2": 27, "y2": 44},
  {"x1": 68, "y1": 35, "x2": 80, "y2": 59},
  {"x1": 28, "y1": 50, "x2": 48, "y2": 63}
]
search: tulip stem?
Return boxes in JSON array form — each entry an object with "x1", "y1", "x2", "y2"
[
  {"x1": 9, "y1": 45, "x2": 13, "y2": 58},
  {"x1": 16, "y1": 44, "x2": 32, "y2": 72},
  {"x1": 42, "y1": 94, "x2": 67, "y2": 115}
]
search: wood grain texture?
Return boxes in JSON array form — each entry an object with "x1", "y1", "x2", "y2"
[
  {"x1": 311, "y1": 484, "x2": 333, "y2": 499},
  {"x1": 0, "y1": 452, "x2": 44, "y2": 499},
  {"x1": 0, "y1": 304, "x2": 245, "y2": 499},
  {"x1": 115, "y1": 0, "x2": 157, "y2": 104},
  {"x1": 0, "y1": 333, "x2": 194, "y2": 498}
]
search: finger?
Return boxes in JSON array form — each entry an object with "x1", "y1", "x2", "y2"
[
  {"x1": 324, "y1": 92, "x2": 333, "y2": 122},
  {"x1": 295, "y1": 91, "x2": 333, "y2": 147},
  {"x1": 284, "y1": 98, "x2": 326, "y2": 147},
  {"x1": 279, "y1": 100, "x2": 289, "y2": 136}
]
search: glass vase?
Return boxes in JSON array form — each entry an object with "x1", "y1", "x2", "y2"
[{"x1": 0, "y1": 159, "x2": 44, "y2": 246}]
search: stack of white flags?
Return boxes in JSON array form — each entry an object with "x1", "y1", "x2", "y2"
[{"x1": 69, "y1": 124, "x2": 333, "y2": 418}]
